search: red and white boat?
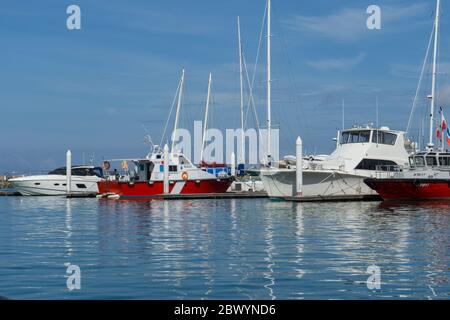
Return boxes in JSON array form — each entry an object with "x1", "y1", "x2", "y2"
[
  {"x1": 364, "y1": 152, "x2": 450, "y2": 201},
  {"x1": 365, "y1": 0, "x2": 450, "y2": 202},
  {"x1": 97, "y1": 69, "x2": 233, "y2": 199},
  {"x1": 97, "y1": 147, "x2": 233, "y2": 199}
]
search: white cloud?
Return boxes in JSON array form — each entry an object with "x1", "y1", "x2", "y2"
[
  {"x1": 306, "y1": 53, "x2": 366, "y2": 70},
  {"x1": 283, "y1": 2, "x2": 429, "y2": 41}
]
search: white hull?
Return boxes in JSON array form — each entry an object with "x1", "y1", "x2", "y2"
[
  {"x1": 260, "y1": 168, "x2": 377, "y2": 199},
  {"x1": 9, "y1": 175, "x2": 100, "y2": 196}
]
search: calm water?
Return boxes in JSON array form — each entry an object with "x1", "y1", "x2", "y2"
[{"x1": 0, "y1": 196, "x2": 449, "y2": 300}]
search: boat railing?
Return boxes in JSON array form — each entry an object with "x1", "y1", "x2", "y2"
[{"x1": 375, "y1": 165, "x2": 404, "y2": 179}]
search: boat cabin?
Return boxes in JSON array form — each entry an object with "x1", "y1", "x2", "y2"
[
  {"x1": 339, "y1": 128, "x2": 397, "y2": 145},
  {"x1": 49, "y1": 166, "x2": 103, "y2": 177},
  {"x1": 409, "y1": 152, "x2": 450, "y2": 168}
]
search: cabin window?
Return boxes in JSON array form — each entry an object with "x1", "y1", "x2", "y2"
[
  {"x1": 34, "y1": 183, "x2": 41, "y2": 185},
  {"x1": 439, "y1": 157, "x2": 450, "y2": 166},
  {"x1": 76, "y1": 184, "x2": 87, "y2": 189},
  {"x1": 355, "y1": 159, "x2": 397, "y2": 171},
  {"x1": 340, "y1": 130, "x2": 371, "y2": 144},
  {"x1": 373, "y1": 131, "x2": 397, "y2": 145},
  {"x1": 169, "y1": 165, "x2": 178, "y2": 172},
  {"x1": 90, "y1": 168, "x2": 104, "y2": 178},
  {"x1": 156, "y1": 155, "x2": 162, "y2": 159},
  {"x1": 412, "y1": 156, "x2": 425, "y2": 167},
  {"x1": 426, "y1": 156, "x2": 438, "y2": 166},
  {"x1": 48, "y1": 167, "x2": 66, "y2": 175},
  {"x1": 340, "y1": 132, "x2": 349, "y2": 144},
  {"x1": 72, "y1": 168, "x2": 90, "y2": 176},
  {"x1": 359, "y1": 131, "x2": 371, "y2": 143}
]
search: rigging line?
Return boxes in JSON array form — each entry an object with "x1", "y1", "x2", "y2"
[
  {"x1": 244, "y1": 0, "x2": 267, "y2": 127},
  {"x1": 406, "y1": 24, "x2": 434, "y2": 135},
  {"x1": 160, "y1": 77, "x2": 182, "y2": 147},
  {"x1": 272, "y1": 6, "x2": 310, "y2": 147},
  {"x1": 250, "y1": 0, "x2": 267, "y2": 91},
  {"x1": 244, "y1": 2, "x2": 267, "y2": 160},
  {"x1": 242, "y1": 53, "x2": 258, "y2": 129},
  {"x1": 243, "y1": 54, "x2": 265, "y2": 157}
]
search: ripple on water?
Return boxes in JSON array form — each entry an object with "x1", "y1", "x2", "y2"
[{"x1": 0, "y1": 197, "x2": 449, "y2": 299}]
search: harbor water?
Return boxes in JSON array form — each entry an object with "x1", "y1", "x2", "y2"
[{"x1": 0, "y1": 196, "x2": 449, "y2": 299}]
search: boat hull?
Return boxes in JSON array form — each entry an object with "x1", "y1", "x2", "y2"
[
  {"x1": 9, "y1": 175, "x2": 100, "y2": 196},
  {"x1": 364, "y1": 178, "x2": 450, "y2": 201},
  {"x1": 260, "y1": 168, "x2": 377, "y2": 199},
  {"x1": 98, "y1": 178, "x2": 234, "y2": 198}
]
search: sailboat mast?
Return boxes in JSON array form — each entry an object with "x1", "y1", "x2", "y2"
[
  {"x1": 172, "y1": 68, "x2": 185, "y2": 153},
  {"x1": 200, "y1": 73, "x2": 212, "y2": 162},
  {"x1": 238, "y1": 16, "x2": 245, "y2": 164},
  {"x1": 429, "y1": 0, "x2": 440, "y2": 149},
  {"x1": 266, "y1": 0, "x2": 272, "y2": 163}
]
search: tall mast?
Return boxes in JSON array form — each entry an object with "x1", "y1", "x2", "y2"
[
  {"x1": 266, "y1": 0, "x2": 272, "y2": 164},
  {"x1": 200, "y1": 73, "x2": 212, "y2": 162},
  {"x1": 429, "y1": 0, "x2": 440, "y2": 149},
  {"x1": 238, "y1": 16, "x2": 245, "y2": 164},
  {"x1": 172, "y1": 68, "x2": 185, "y2": 153}
]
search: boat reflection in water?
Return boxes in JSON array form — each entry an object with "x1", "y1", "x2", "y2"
[{"x1": 1, "y1": 197, "x2": 449, "y2": 299}]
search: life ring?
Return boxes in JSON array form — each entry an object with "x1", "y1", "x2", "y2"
[
  {"x1": 121, "y1": 160, "x2": 129, "y2": 170},
  {"x1": 102, "y1": 161, "x2": 111, "y2": 170},
  {"x1": 181, "y1": 171, "x2": 189, "y2": 181}
]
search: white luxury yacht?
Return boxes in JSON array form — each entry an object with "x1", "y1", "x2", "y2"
[
  {"x1": 259, "y1": 125, "x2": 414, "y2": 199},
  {"x1": 9, "y1": 166, "x2": 104, "y2": 196}
]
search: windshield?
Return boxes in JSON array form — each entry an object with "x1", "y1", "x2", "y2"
[
  {"x1": 340, "y1": 130, "x2": 371, "y2": 144},
  {"x1": 373, "y1": 131, "x2": 397, "y2": 145}
]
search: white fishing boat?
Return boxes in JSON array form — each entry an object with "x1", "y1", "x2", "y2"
[
  {"x1": 260, "y1": 125, "x2": 414, "y2": 199},
  {"x1": 256, "y1": 0, "x2": 415, "y2": 200},
  {"x1": 9, "y1": 166, "x2": 104, "y2": 196}
]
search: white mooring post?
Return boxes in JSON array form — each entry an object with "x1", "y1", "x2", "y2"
[
  {"x1": 296, "y1": 137, "x2": 303, "y2": 197},
  {"x1": 163, "y1": 144, "x2": 169, "y2": 194},
  {"x1": 66, "y1": 150, "x2": 72, "y2": 196},
  {"x1": 230, "y1": 152, "x2": 236, "y2": 177}
]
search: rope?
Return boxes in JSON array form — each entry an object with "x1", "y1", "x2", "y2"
[
  {"x1": 160, "y1": 77, "x2": 182, "y2": 147},
  {"x1": 406, "y1": 22, "x2": 434, "y2": 135}
]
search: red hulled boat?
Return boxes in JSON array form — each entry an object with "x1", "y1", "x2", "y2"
[
  {"x1": 97, "y1": 147, "x2": 233, "y2": 199},
  {"x1": 364, "y1": 152, "x2": 450, "y2": 201}
]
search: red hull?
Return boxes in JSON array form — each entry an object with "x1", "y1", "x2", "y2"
[
  {"x1": 98, "y1": 178, "x2": 233, "y2": 198},
  {"x1": 364, "y1": 178, "x2": 450, "y2": 201}
]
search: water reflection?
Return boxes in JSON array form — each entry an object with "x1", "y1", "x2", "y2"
[{"x1": 0, "y1": 197, "x2": 449, "y2": 299}]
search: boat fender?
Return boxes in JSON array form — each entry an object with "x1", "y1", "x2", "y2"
[
  {"x1": 181, "y1": 171, "x2": 189, "y2": 181},
  {"x1": 102, "y1": 161, "x2": 111, "y2": 171}
]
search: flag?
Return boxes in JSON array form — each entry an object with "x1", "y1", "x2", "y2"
[
  {"x1": 441, "y1": 107, "x2": 447, "y2": 130},
  {"x1": 437, "y1": 128, "x2": 441, "y2": 139},
  {"x1": 447, "y1": 128, "x2": 450, "y2": 145}
]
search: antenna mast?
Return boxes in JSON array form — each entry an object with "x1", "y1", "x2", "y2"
[
  {"x1": 200, "y1": 73, "x2": 212, "y2": 162},
  {"x1": 266, "y1": 0, "x2": 272, "y2": 164},
  {"x1": 172, "y1": 68, "x2": 185, "y2": 153},
  {"x1": 428, "y1": 0, "x2": 440, "y2": 150},
  {"x1": 238, "y1": 16, "x2": 245, "y2": 164}
]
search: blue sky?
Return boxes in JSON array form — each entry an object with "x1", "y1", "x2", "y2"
[{"x1": 1, "y1": 0, "x2": 449, "y2": 172}]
